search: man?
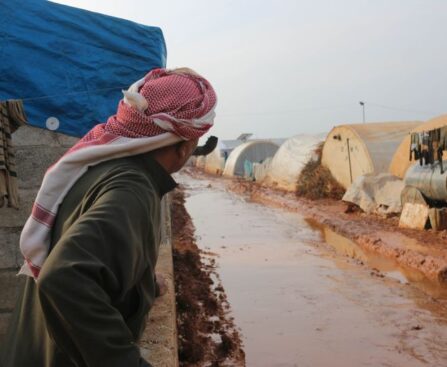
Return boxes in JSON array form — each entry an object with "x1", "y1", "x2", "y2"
[{"x1": 1, "y1": 67, "x2": 217, "y2": 367}]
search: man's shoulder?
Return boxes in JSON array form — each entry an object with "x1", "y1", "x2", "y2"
[{"x1": 84, "y1": 157, "x2": 158, "y2": 200}]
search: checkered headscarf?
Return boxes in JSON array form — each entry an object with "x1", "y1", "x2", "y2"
[{"x1": 20, "y1": 68, "x2": 217, "y2": 278}]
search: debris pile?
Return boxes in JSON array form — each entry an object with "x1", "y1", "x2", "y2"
[
  {"x1": 295, "y1": 143, "x2": 345, "y2": 200},
  {"x1": 171, "y1": 188, "x2": 245, "y2": 366}
]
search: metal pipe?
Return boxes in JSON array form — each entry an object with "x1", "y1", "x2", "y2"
[
  {"x1": 404, "y1": 162, "x2": 447, "y2": 201},
  {"x1": 359, "y1": 101, "x2": 365, "y2": 123}
]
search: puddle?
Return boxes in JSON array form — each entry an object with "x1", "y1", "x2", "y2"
[
  {"x1": 178, "y1": 174, "x2": 447, "y2": 367},
  {"x1": 306, "y1": 218, "x2": 447, "y2": 301}
]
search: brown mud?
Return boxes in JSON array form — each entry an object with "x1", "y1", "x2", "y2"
[
  {"x1": 171, "y1": 188, "x2": 245, "y2": 366},
  {"x1": 222, "y1": 175, "x2": 447, "y2": 284},
  {"x1": 180, "y1": 171, "x2": 447, "y2": 366},
  {"x1": 295, "y1": 142, "x2": 345, "y2": 200}
]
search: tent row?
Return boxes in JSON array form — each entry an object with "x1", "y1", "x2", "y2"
[
  {"x1": 195, "y1": 114, "x2": 447, "y2": 193},
  {"x1": 195, "y1": 134, "x2": 326, "y2": 191}
]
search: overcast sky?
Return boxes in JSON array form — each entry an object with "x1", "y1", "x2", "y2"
[{"x1": 55, "y1": 0, "x2": 447, "y2": 140}]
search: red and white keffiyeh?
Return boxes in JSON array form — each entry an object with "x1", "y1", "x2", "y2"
[{"x1": 20, "y1": 68, "x2": 217, "y2": 278}]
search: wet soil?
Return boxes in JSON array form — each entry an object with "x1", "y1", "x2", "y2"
[
  {"x1": 218, "y1": 175, "x2": 447, "y2": 284},
  {"x1": 171, "y1": 188, "x2": 245, "y2": 366},
  {"x1": 179, "y1": 171, "x2": 447, "y2": 366}
]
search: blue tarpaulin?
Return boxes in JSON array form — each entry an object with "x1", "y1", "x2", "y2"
[{"x1": 0, "y1": 0, "x2": 167, "y2": 137}]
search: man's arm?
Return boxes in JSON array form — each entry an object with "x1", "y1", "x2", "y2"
[{"x1": 37, "y1": 186, "x2": 157, "y2": 367}]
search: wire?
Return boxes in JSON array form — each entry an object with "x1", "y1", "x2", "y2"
[
  {"x1": 219, "y1": 101, "x2": 435, "y2": 119},
  {"x1": 365, "y1": 102, "x2": 434, "y2": 115},
  {"x1": 219, "y1": 104, "x2": 353, "y2": 118},
  {"x1": 10, "y1": 91, "x2": 437, "y2": 119}
]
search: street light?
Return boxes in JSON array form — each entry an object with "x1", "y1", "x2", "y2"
[{"x1": 359, "y1": 101, "x2": 365, "y2": 123}]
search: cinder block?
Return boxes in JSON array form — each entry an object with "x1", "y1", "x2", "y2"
[
  {"x1": 0, "y1": 271, "x2": 24, "y2": 310},
  {"x1": 12, "y1": 125, "x2": 66, "y2": 147},
  {"x1": 399, "y1": 203, "x2": 430, "y2": 230},
  {"x1": 15, "y1": 146, "x2": 69, "y2": 189},
  {"x1": 54, "y1": 133, "x2": 79, "y2": 148},
  {"x1": 12, "y1": 125, "x2": 78, "y2": 148},
  {"x1": 0, "y1": 188, "x2": 36, "y2": 227},
  {"x1": 0, "y1": 228, "x2": 21, "y2": 269}
]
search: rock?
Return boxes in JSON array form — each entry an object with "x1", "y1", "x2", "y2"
[{"x1": 399, "y1": 203, "x2": 430, "y2": 230}]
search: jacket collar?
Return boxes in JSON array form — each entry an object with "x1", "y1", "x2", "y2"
[{"x1": 134, "y1": 152, "x2": 177, "y2": 197}]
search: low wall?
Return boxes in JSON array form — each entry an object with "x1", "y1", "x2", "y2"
[
  {"x1": 0, "y1": 126, "x2": 178, "y2": 365},
  {"x1": 0, "y1": 125, "x2": 78, "y2": 342},
  {"x1": 140, "y1": 194, "x2": 179, "y2": 366}
]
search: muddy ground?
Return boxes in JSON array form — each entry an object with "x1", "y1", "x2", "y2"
[
  {"x1": 192, "y1": 171, "x2": 447, "y2": 285},
  {"x1": 171, "y1": 188, "x2": 245, "y2": 366},
  {"x1": 179, "y1": 172, "x2": 447, "y2": 366}
]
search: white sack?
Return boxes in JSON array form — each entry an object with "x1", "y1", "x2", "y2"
[{"x1": 342, "y1": 173, "x2": 405, "y2": 214}]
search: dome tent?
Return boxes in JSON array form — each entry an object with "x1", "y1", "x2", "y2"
[
  {"x1": 203, "y1": 139, "x2": 244, "y2": 175},
  {"x1": 195, "y1": 156, "x2": 206, "y2": 169},
  {"x1": 263, "y1": 133, "x2": 326, "y2": 191},
  {"x1": 322, "y1": 121, "x2": 421, "y2": 189},
  {"x1": 223, "y1": 140, "x2": 279, "y2": 177},
  {"x1": 204, "y1": 146, "x2": 226, "y2": 175},
  {"x1": 389, "y1": 114, "x2": 447, "y2": 178}
]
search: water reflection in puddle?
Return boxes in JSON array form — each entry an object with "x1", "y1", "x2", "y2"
[
  {"x1": 179, "y1": 174, "x2": 447, "y2": 367},
  {"x1": 306, "y1": 218, "x2": 447, "y2": 301}
]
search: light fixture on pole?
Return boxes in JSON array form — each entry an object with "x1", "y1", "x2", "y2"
[{"x1": 359, "y1": 101, "x2": 365, "y2": 123}]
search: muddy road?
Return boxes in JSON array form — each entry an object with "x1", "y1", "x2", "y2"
[{"x1": 177, "y1": 173, "x2": 447, "y2": 367}]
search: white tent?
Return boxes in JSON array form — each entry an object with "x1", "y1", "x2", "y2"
[
  {"x1": 223, "y1": 140, "x2": 279, "y2": 177},
  {"x1": 263, "y1": 133, "x2": 326, "y2": 191},
  {"x1": 203, "y1": 139, "x2": 247, "y2": 175},
  {"x1": 204, "y1": 145, "x2": 226, "y2": 175},
  {"x1": 194, "y1": 155, "x2": 206, "y2": 169}
]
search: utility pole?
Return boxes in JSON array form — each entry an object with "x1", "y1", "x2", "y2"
[{"x1": 359, "y1": 101, "x2": 365, "y2": 123}]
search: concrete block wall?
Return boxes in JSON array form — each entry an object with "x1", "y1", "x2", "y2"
[{"x1": 0, "y1": 125, "x2": 78, "y2": 342}]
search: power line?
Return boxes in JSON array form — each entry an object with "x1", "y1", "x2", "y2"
[
  {"x1": 366, "y1": 102, "x2": 434, "y2": 115},
  {"x1": 219, "y1": 104, "x2": 353, "y2": 118},
  {"x1": 6, "y1": 90, "x2": 438, "y2": 119},
  {"x1": 218, "y1": 101, "x2": 436, "y2": 119}
]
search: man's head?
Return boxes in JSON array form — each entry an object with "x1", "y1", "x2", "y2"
[
  {"x1": 113, "y1": 67, "x2": 217, "y2": 172},
  {"x1": 150, "y1": 138, "x2": 199, "y2": 173},
  {"x1": 117, "y1": 67, "x2": 217, "y2": 139}
]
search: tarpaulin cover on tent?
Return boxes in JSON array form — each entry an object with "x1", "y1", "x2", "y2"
[
  {"x1": 0, "y1": 0, "x2": 166, "y2": 137},
  {"x1": 223, "y1": 140, "x2": 279, "y2": 177},
  {"x1": 263, "y1": 133, "x2": 326, "y2": 191}
]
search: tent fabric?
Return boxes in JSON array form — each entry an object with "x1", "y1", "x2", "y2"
[
  {"x1": 389, "y1": 114, "x2": 447, "y2": 178},
  {"x1": 0, "y1": 0, "x2": 166, "y2": 137},
  {"x1": 223, "y1": 141, "x2": 279, "y2": 177},
  {"x1": 263, "y1": 133, "x2": 325, "y2": 191},
  {"x1": 342, "y1": 173, "x2": 405, "y2": 215},
  {"x1": 204, "y1": 146, "x2": 226, "y2": 175},
  {"x1": 203, "y1": 139, "x2": 245, "y2": 174},
  {"x1": 244, "y1": 160, "x2": 254, "y2": 178},
  {"x1": 195, "y1": 156, "x2": 206, "y2": 169},
  {"x1": 253, "y1": 157, "x2": 273, "y2": 182},
  {"x1": 322, "y1": 122, "x2": 420, "y2": 189}
]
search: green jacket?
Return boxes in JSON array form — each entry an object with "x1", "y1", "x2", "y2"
[{"x1": 1, "y1": 153, "x2": 176, "y2": 367}]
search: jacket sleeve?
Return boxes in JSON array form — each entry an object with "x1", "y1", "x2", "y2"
[{"x1": 36, "y1": 186, "x2": 158, "y2": 367}]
